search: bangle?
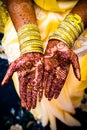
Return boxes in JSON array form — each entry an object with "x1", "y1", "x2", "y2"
[
  {"x1": 54, "y1": 27, "x2": 74, "y2": 47},
  {"x1": 17, "y1": 24, "x2": 43, "y2": 55},
  {"x1": 20, "y1": 39, "x2": 43, "y2": 54},
  {"x1": 18, "y1": 24, "x2": 39, "y2": 35},
  {"x1": 65, "y1": 14, "x2": 84, "y2": 33},
  {"x1": 19, "y1": 31, "x2": 41, "y2": 45},
  {"x1": 49, "y1": 13, "x2": 84, "y2": 48}
]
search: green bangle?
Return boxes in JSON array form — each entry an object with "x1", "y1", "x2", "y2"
[
  {"x1": 49, "y1": 13, "x2": 84, "y2": 48},
  {"x1": 17, "y1": 24, "x2": 43, "y2": 54},
  {"x1": 20, "y1": 40, "x2": 43, "y2": 50},
  {"x1": 60, "y1": 22, "x2": 76, "y2": 40},
  {"x1": 18, "y1": 24, "x2": 39, "y2": 36},
  {"x1": 65, "y1": 14, "x2": 84, "y2": 33},
  {"x1": 19, "y1": 31, "x2": 41, "y2": 45},
  {"x1": 56, "y1": 27, "x2": 74, "y2": 47},
  {"x1": 21, "y1": 46, "x2": 43, "y2": 55},
  {"x1": 61, "y1": 21, "x2": 79, "y2": 38}
]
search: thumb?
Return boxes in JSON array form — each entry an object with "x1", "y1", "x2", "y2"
[
  {"x1": 70, "y1": 52, "x2": 81, "y2": 81},
  {"x1": 1, "y1": 62, "x2": 16, "y2": 86}
]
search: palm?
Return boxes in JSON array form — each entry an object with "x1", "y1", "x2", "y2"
[
  {"x1": 1, "y1": 52, "x2": 43, "y2": 110},
  {"x1": 43, "y1": 39, "x2": 81, "y2": 100}
]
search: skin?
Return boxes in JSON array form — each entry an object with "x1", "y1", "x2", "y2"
[
  {"x1": 43, "y1": 40, "x2": 80, "y2": 100},
  {"x1": 1, "y1": 0, "x2": 87, "y2": 110},
  {"x1": 2, "y1": 0, "x2": 44, "y2": 110},
  {"x1": 43, "y1": 0, "x2": 87, "y2": 100}
]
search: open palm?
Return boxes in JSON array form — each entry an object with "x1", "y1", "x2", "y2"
[
  {"x1": 43, "y1": 39, "x2": 81, "y2": 100},
  {"x1": 1, "y1": 52, "x2": 44, "y2": 110}
]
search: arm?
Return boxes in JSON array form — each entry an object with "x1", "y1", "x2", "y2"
[
  {"x1": 43, "y1": 0, "x2": 87, "y2": 100},
  {"x1": 71, "y1": 0, "x2": 87, "y2": 28},
  {"x1": 1, "y1": 0, "x2": 44, "y2": 110},
  {"x1": 5, "y1": 0, "x2": 37, "y2": 30}
]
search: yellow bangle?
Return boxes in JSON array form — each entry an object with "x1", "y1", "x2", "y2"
[
  {"x1": 49, "y1": 13, "x2": 84, "y2": 48},
  {"x1": 60, "y1": 22, "x2": 76, "y2": 40},
  {"x1": 61, "y1": 21, "x2": 79, "y2": 38},
  {"x1": 21, "y1": 46, "x2": 43, "y2": 55},
  {"x1": 20, "y1": 40, "x2": 43, "y2": 50},
  {"x1": 17, "y1": 24, "x2": 43, "y2": 54},
  {"x1": 18, "y1": 24, "x2": 39, "y2": 36},
  {"x1": 49, "y1": 34, "x2": 67, "y2": 44},
  {"x1": 18, "y1": 31, "x2": 41, "y2": 45},
  {"x1": 56, "y1": 27, "x2": 74, "y2": 47},
  {"x1": 65, "y1": 14, "x2": 84, "y2": 34},
  {"x1": 65, "y1": 14, "x2": 84, "y2": 32}
]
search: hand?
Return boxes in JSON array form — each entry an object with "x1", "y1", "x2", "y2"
[
  {"x1": 43, "y1": 39, "x2": 81, "y2": 100},
  {"x1": 0, "y1": 52, "x2": 43, "y2": 110}
]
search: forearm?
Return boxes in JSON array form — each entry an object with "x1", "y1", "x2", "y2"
[
  {"x1": 49, "y1": 0, "x2": 87, "y2": 48},
  {"x1": 4, "y1": 0, "x2": 37, "y2": 31},
  {"x1": 71, "y1": 0, "x2": 87, "y2": 28},
  {"x1": 4, "y1": 0, "x2": 43, "y2": 54}
]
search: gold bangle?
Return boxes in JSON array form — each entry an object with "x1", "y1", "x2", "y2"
[
  {"x1": 56, "y1": 27, "x2": 74, "y2": 46},
  {"x1": 20, "y1": 40, "x2": 43, "y2": 50},
  {"x1": 17, "y1": 24, "x2": 43, "y2": 54},
  {"x1": 19, "y1": 32, "x2": 41, "y2": 45},
  {"x1": 49, "y1": 34, "x2": 67, "y2": 44},
  {"x1": 49, "y1": 13, "x2": 84, "y2": 48},
  {"x1": 62, "y1": 21, "x2": 79, "y2": 38},
  {"x1": 18, "y1": 24, "x2": 39, "y2": 36},
  {"x1": 21, "y1": 46, "x2": 43, "y2": 55},
  {"x1": 53, "y1": 28, "x2": 74, "y2": 47},
  {"x1": 60, "y1": 22, "x2": 76, "y2": 40},
  {"x1": 65, "y1": 13, "x2": 84, "y2": 33}
]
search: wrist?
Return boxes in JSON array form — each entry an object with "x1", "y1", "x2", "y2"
[
  {"x1": 17, "y1": 24, "x2": 43, "y2": 55},
  {"x1": 49, "y1": 13, "x2": 84, "y2": 48}
]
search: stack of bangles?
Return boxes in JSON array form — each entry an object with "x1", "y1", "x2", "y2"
[
  {"x1": 17, "y1": 24, "x2": 43, "y2": 55},
  {"x1": 17, "y1": 13, "x2": 84, "y2": 55},
  {"x1": 49, "y1": 13, "x2": 84, "y2": 48}
]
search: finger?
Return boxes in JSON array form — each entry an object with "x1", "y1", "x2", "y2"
[
  {"x1": 45, "y1": 74, "x2": 53, "y2": 99},
  {"x1": 54, "y1": 78, "x2": 64, "y2": 99},
  {"x1": 36, "y1": 64, "x2": 43, "y2": 101},
  {"x1": 43, "y1": 71, "x2": 49, "y2": 97},
  {"x1": 18, "y1": 76, "x2": 27, "y2": 108},
  {"x1": 38, "y1": 82, "x2": 43, "y2": 102},
  {"x1": 21, "y1": 99, "x2": 28, "y2": 109},
  {"x1": 32, "y1": 86, "x2": 38, "y2": 109},
  {"x1": 48, "y1": 77, "x2": 57, "y2": 100},
  {"x1": 70, "y1": 53, "x2": 81, "y2": 81},
  {"x1": 53, "y1": 67, "x2": 67, "y2": 99},
  {"x1": 26, "y1": 86, "x2": 32, "y2": 110},
  {"x1": 1, "y1": 62, "x2": 16, "y2": 86},
  {"x1": 0, "y1": 55, "x2": 31, "y2": 86},
  {"x1": 48, "y1": 83, "x2": 55, "y2": 101}
]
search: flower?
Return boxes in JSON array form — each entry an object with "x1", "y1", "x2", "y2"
[{"x1": 10, "y1": 124, "x2": 23, "y2": 130}]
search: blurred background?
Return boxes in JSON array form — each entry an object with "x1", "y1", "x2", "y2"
[{"x1": 0, "y1": 33, "x2": 87, "y2": 130}]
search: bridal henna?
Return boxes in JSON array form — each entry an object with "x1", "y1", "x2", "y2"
[
  {"x1": 43, "y1": 0, "x2": 87, "y2": 100},
  {"x1": 1, "y1": 0, "x2": 44, "y2": 110},
  {"x1": 1, "y1": 0, "x2": 87, "y2": 110},
  {"x1": 1, "y1": 52, "x2": 44, "y2": 110},
  {"x1": 43, "y1": 39, "x2": 80, "y2": 100}
]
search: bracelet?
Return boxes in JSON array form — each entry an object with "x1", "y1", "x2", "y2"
[
  {"x1": 17, "y1": 24, "x2": 43, "y2": 55},
  {"x1": 18, "y1": 24, "x2": 39, "y2": 36},
  {"x1": 65, "y1": 14, "x2": 84, "y2": 32},
  {"x1": 54, "y1": 27, "x2": 74, "y2": 47},
  {"x1": 49, "y1": 13, "x2": 84, "y2": 48},
  {"x1": 20, "y1": 40, "x2": 43, "y2": 54},
  {"x1": 19, "y1": 31, "x2": 41, "y2": 45}
]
